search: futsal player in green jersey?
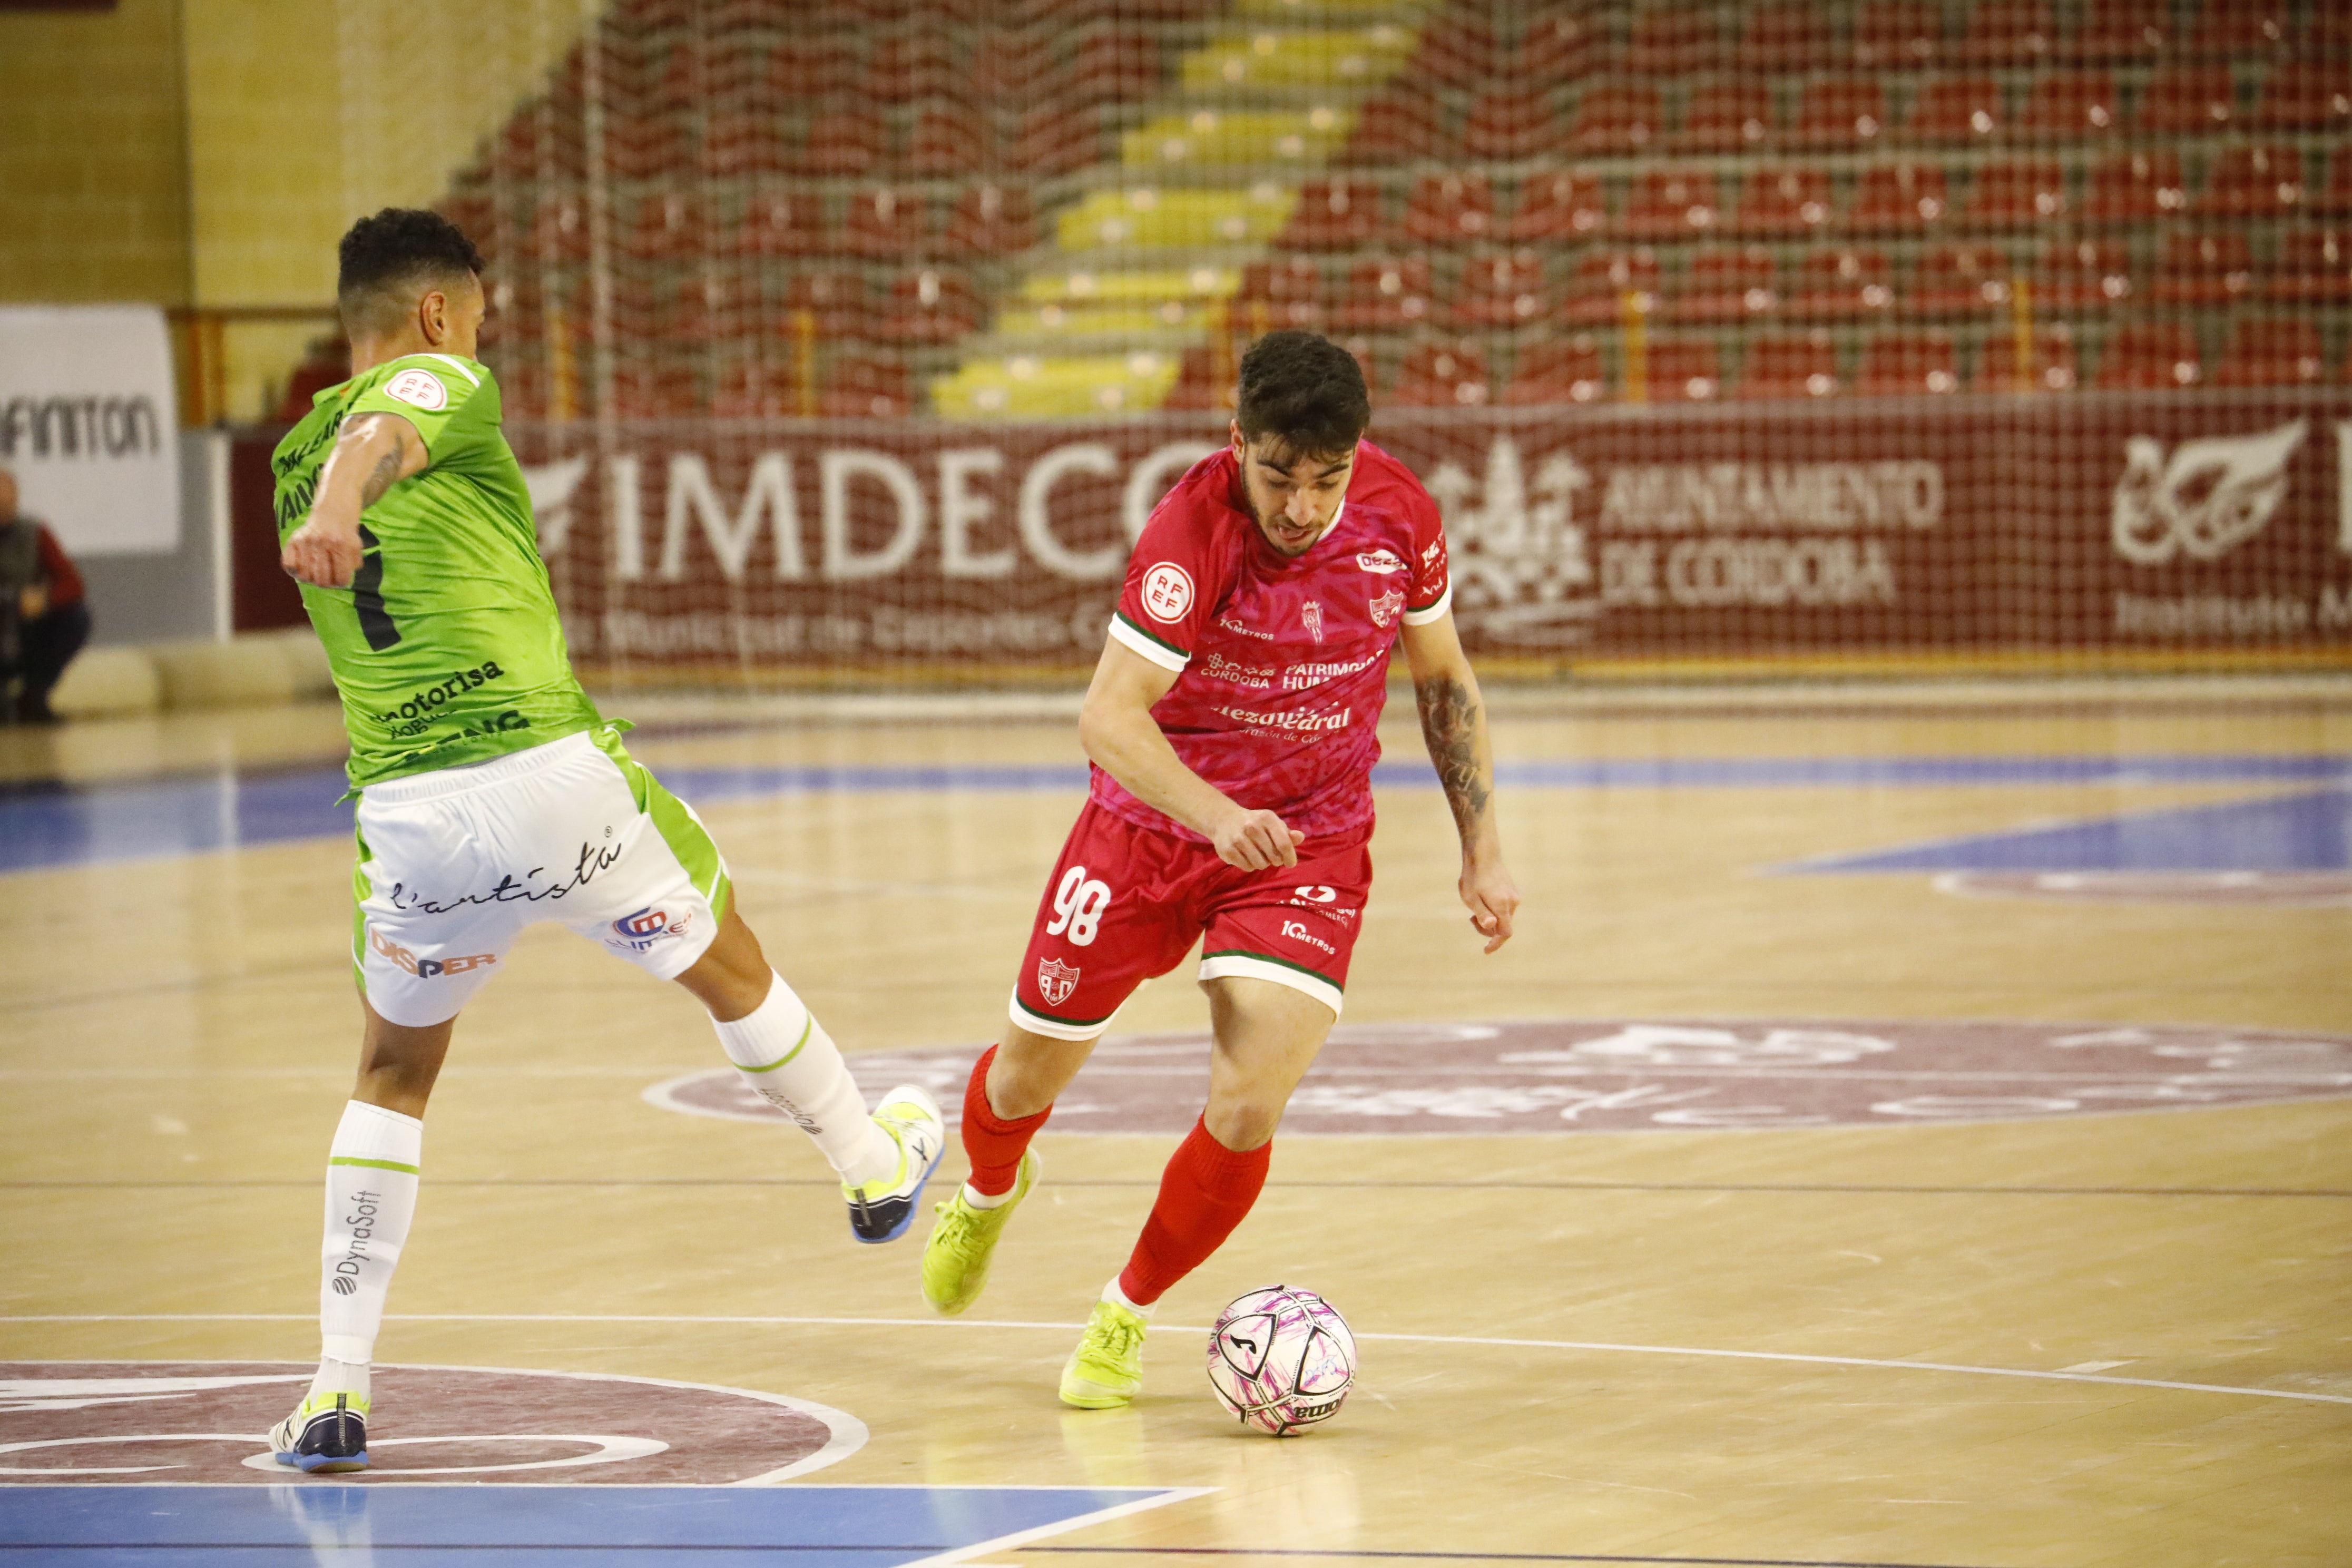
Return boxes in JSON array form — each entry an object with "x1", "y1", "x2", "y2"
[{"x1": 266, "y1": 209, "x2": 946, "y2": 1473}]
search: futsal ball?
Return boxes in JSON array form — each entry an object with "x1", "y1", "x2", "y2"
[{"x1": 1206, "y1": 1285, "x2": 1356, "y2": 1436}]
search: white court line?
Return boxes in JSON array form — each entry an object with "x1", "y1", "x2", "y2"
[{"x1": 6, "y1": 1315, "x2": 2347, "y2": 1408}]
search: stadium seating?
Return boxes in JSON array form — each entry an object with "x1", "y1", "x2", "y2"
[
  {"x1": 1506, "y1": 172, "x2": 1606, "y2": 242},
  {"x1": 1732, "y1": 166, "x2": 1834, "y2": 235},
  {"x1": 2149, "y1": 231, "x2": 2254, "y2": 305},
  {"x1": 1856, "y1": 331, "x2": 1961, "y2": 394},
  {"x1": 1390, "y1": 340, "x2": 1492, "y2": 407},
  {"x1": 1621, "y1": 170, "x2": 1723, "y2": 240},
  {"x1": 1564, "y1": 249, "x2": 1663, "y2": 325},
  {"x1": 1789, "y1": 249, "x2": 1896, "y2": 319},
  {"x1": 2083, "y1": 151, "x2": 2188, "y2": 222},
  {"x1": 1666, "y1": 247, "x2": 1777, "y2": 325},
  {"x1": 1444, "y1": 250, "x2": 1548, "y2": 329},
  {"x1": 1402, "y1": 175, "x2": 1497, "y2": 246},
  {"x1": 1737, "y1": 332, "x2": 1843, "y2": 398},
  {"x1": 1909, "y1": 244, "x2": 2016, "y2": 313},
  {"x1": 2018, "y1": 70, "x2": 2120, "y2": 137},
  {"x1": 1851, "y1": 1, "x2": 1943, "y2": 67},
  {"x1": 2212, "y1": 317, "x2": 2325, "y2": 385},
  {"x1": 2037, "y1": 238, "x2": 2137, "y2": 309},
  {"x1": 1972, "y1": 322, "x2": 2080, "y2": 389},
  {"x1": 2198, "y1": 144, "x2": 2305, "y2": 216},
  {"x1": 2268, "y1": 228, "x2": 2351, "y2": 303},
  {"x1": 1851, "y1": 163, "x2": 1952, "y2": 230},
  {"x1": 1674, "y1": 79, "x2": 1775, "y2": 153},
  {"x1": 1501, "y1": 337, "x2": 1607, "y2": 404},
  {"x1": 1905, "y1": 73, "x2": 2005, "y2": 143},
  {"x1": 2094, "y1": 321, "x2": 2202, "y2": 388},
  {"x1": 1639, "y1": 337, "x2": 1724, "y2": 400}
]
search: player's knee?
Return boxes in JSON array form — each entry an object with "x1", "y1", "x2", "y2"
[{"x1": 1203, "y1": 1097, "x2": 1282, "y2": 1152}]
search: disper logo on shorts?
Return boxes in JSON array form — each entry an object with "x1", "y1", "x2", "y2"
[
  {"x1": 1037, "y1": 956, "x2": 1081, "y2": 1007},
  {"x1": 369, "y1": 927, "x2": 496, "y2": 978},
  {"x1": 1280, "y1": 920, "x2": 1338, "y2": 956},
  {"x1": 608, "y1": 906, "x2": 691, "y2": 953}
]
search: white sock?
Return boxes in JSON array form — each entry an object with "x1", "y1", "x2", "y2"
[
  {"x1": 962, "y1": 1181, "x2": 1012, "y2": 1210},
  {"x1": 715, "y1": 970, "x2": 897, "y2": 1188},
  {"x1": 1104, "y1": 1275, "x2": 1155, "y2": 1319},
  {"x1": 309, "y1": 1100, "x2": 423, "y2": 1403}
]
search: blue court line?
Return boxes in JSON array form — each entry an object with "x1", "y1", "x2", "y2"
[
  {"x1": 0, "y1": 1484, "x2": 1180, "y2": 1567},
  {"x1": 1788, "y1": 786, "x2": 2352, "y2": 875},
  {"x1": 1, "y1": 754, "x2": 2345, "y2": 876}
]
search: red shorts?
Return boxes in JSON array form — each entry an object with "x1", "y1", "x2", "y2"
[{"x1": 1010, "y1": 800, "x2": 1373, "y2": 1040}]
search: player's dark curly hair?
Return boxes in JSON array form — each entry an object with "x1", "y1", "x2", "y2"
[
  {"x1": 337, "y1": 208, "x2": 484, "y2": 336},
  {"x1": 1235, "y1": 330, "x2": 1370, "y2": 463}
]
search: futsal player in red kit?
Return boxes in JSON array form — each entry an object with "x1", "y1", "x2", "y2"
[{"x1": 919, "y1": 330, "x2": 1518, "y2": 1406}]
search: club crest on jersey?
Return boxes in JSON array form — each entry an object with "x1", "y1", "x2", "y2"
[
  {"x1": 1369, "y1": 590, "x2": 1405, "y2": 628},
  {"x1": 1356, "y1": 549, "x2": 1407, "y2": 574},
  {"x1": 383, "y1": 367, "x2": 449, "y2": 411},
  {"x1": 1141, "y1": 562, "x2": 1194, "y2": 624},
  {"x1": 1301, "y1": 601, "x2": 1325, "y2": 643},
  {"x1": 1037, "y1": 956, "x2": 1081, "y2": 1007}
]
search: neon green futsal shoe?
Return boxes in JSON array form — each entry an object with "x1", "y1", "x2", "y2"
[
  {"x1": 270, "y1": 1390, "x2": 370, "y2": 1473},
  {"x1": 844, "y1": 1084, "x2": 947, "y2": 1244},
  {"x1": 920, "y1": 1149, "x2": 1039, "y2": 1315},
  {"x1": 1060, "y1": 1297, "x2": 1148, "y2": 1408}
]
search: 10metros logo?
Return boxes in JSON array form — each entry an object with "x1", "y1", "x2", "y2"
[{"x1": 608, "y1": 907, "x2": 692, "y2": 953}]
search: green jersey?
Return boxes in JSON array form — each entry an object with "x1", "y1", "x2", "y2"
[{"x1": 272, "y1": 353, "x2": 603, "y2": 788}]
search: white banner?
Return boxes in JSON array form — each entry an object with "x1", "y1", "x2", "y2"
[{"x1": 0, "y1": 306, "x2": 181, "y2": 554}]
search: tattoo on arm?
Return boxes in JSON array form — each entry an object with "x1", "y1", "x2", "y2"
[
  {"x1": 1416, "y1": 674, "x2": 1491, "y2": 841},
  {"x1": 358, "y1": 445, "x2": 406, "y2": 508}
]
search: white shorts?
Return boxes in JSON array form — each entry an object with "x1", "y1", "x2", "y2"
[{"x1": 351, "y1": 727, "x2": 731, "y2": 1027}]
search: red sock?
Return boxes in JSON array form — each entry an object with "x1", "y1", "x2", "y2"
[
  {"x1": 1117, "y1": 1117, "x2": 1270, "y2": 1306},
  {"x1": 961, "y1": 1046, "x2": 1050, "y2": 1197}
]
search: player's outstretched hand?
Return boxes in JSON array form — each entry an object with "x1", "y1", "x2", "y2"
[
  {"x1": 1461, "y1": 855, "x2": 1519, "y2": 954},
  {"x1": 1210, "y1": 806, "x2": 1306, "y2": 871},
  {"x1": 282, "y1": 514, "x2": 365, "y2": 590}
]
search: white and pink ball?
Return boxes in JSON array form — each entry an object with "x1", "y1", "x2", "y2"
[{"x1": 1206, "y1": 1285, "x2": 1357, "y2": 1436}]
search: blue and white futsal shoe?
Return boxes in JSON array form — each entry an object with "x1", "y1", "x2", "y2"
[
  {"x1": 845, "y1": 1084, "x2": 947, "y2": 1244},
  {"x1": 271, "y1": 1391, "x2": 370, "y2": 1473}
]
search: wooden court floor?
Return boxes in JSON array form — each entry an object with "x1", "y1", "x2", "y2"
[{"x1": 2, "y1": 676, "x2": 2348, "y2": 1566}]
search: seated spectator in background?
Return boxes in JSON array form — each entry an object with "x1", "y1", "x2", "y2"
[{"x1": 0, "y1": 467, "x2": 91, "y2": 724}]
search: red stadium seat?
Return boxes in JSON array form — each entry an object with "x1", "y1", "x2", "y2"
[
  {"x1": 1667, "y1": 246, "x2": 1778, "y2": 325},
  {"x1": 1973, "y1": 322, "x2": 2079, "y2": 390},
  {"x1": 1502, "y1": 337, "x2": 1607, "y2": 405},
  {"x1": 802, "y1": 106, "x2": 888, "y2": 178},
  {"x1": 608, "y1": 361, "x2": 701, "y2": 419},
  {"x1": 840, "y1": 187, "x2": 930, "y2": 258},
  {"x1": 1967, "y1": 159, "x2": 2069, "y2": 227},
  {"x1": 1282, "y1": 179, "x2": 1385, "y2": 251},
  {"x1": 522, "y1": 195, "x2": 591, "y2": 263},
  {"x1": 1507, "y1": 172, "x2": 1608, "y2": 242},
  {"x1": 779, "y1": 269, "x2": 871, "y2": 340},
  {"x1": 1330, "y1": 258, "x2": 1434, "y2": 331},
  {"x1": 710, "y1": 358, "x2": 791, "y2": 420},
  {"x1": 2320, "y1": 156, "x2": 2352, "y2": 215},
  {"x1": 2066, "y1": 0, "x2": 2171, "y2": 60},
  {"x1": 2184, "y1": 0, "x2": 2290, "y2": 56},
  {"x1": 2034, "y1": 238, "x2": 2135, "y2": 309},
  {"x1": 1163, "y1": 346, "x2": 1238, "y2": 413},
  {"x1": 1852, "y1": 1, "x2": 1943, "y2": 66},
  {"x1": 2094, "y1": 322, "x2": 2202, "y2": 389},
  {"x1": 603, "y1": 116, "x2": 689, "y2": 182},
  {"x1": 1624, "y1": 5, "x2": 1721, "y2": 74},
  {"x1": 2083, "y1": 152, "x2": 2187, "y2": 222},
  {"x1": 1621, "y1": 170, "x2": 1723, "y2": 240},
  {"x1": 1519, "y1": 9, "x2": 1606, "y2": 80},
  {"x1": 1789, "y1": 248, "x2": 1895, "y2": 319},
  {"x1": 2199, "y1": 144, "x2": 2306, "y2": 215},
  {"x1": 2268, "y1": 228, "x2": 2352, "y2": 303},
  {"x1": 868, "y1": 30, "x2": 962, "y2": 104},
  {"x1": 971, "y1": 33, "x2": 1062, "y2": 101},
  {"x1": 1465, "y1": 90, "x2": 1564, "y2": 161},
  {"x1": 2136, "y1": 67, "x2": 2236, "y2": 133},
  {"x1": 907, "y1": 107, "x2": 991, "y2": 177},
  {"x1": 1731, "y1": 166, "x2": 1834, "y2": 235},
  {"x1": 1742, "y1": 3, "x2": 1837, "y2": 72},
  {"x1": 1675, "y1": 79, "x2": 1775, "y2": 152},
  {"x1": 2150, "y1": 231, "x2": 2254, "y2": 305},
  {"x1": 622, "y1": 192, "x2": 704, "y2": 262},
  {"x1": 1563, "y1": 249, "x2": 1662, "y2": 325},
  {"x1": 768, "y1": 38, "x2": 858, "y2": 99},
  {"x1": 1856, "y1": 331, "x2": 1961, "y2": 394},
  {"x1": 1957, "y1": 1, "x2": 2056, "y2": 64},
  {"x1": 701, "y1": 112, "x2": 791, "y2": 178},
  {"x1": 1012, "y1": 107, "x2": 1103, "y2": 177},
  {"x1": 663, "y1": 272, "x2": 754, "y2": 343},
  {"x1": 945, "y1": 183, "x2": 1037, "y2": 255},
  {"x1": 1413, "y1": 12, "x2": 1502, "y2": 90},
  {"x1": 1905, "y1": 74, "x2": 2004, "y2": 142},
  {"x1": 1792, "y1": 79, "x2": 1890, "y2": 146},
  {"x1": 2213, "y1": 317, "x2": 2324, "y2": 386},
  {"x1": 2249, "y1": 66, "x2": 2351, "y2": 131},
  {"x1": 1566, "y1": 85, "x2": 1661, "y2": 154},
  {"x1": 1909, "y1": 244, "x2": 2016, "y2": 313},
  {"x1": 1237, "y1": 257, "x2": 1329, "y2": 331},
  {"x1": 1391, "y1": 341, "x2": 1492, "y2": 407},
  {"x1": 1340, "y1": 89, "x2": 1448, "y2": 166},
  {"x1": 1738, "y1": 332, "x2": 1841, "y2": 399},
  {"x1": 2018, "y1": 71, "x2": 2120, "y2": 138},
  {"x1": 1403, "y1": 174, "x2": 1498, "y2": 246},
  {"x1": 873, "y1": 267, "x2": 982, "y2": 345},
  {"x1": 1636, "y1": 338, "x2": 1724, "y2": 401},
  {"x1": 819, "y1": 356, "x2": 913, "y2": 419},
  {"x1": 1851, "y1": 163, "x2": 1952, "y2": 230},
  {"x1": 1071, "y1": 27, "x2": 1165, "y2": 102}
]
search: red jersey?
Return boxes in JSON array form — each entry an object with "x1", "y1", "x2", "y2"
[{"x1": 1098, "y1": 440, "x2": 1451, "y2": 842}]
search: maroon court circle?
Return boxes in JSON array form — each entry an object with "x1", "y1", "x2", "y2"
[
  {"x1": 0, "y1": 1363, "x2": 860, "y2": 1485},
  {"x1": 649, "y1": 1019, "x2": 2352, "y2": 1135}
]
